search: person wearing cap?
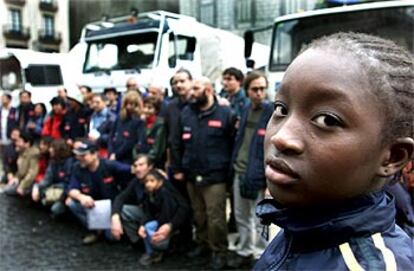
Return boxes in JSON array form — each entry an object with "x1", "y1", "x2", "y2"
[{"x1": 65, "y1": 139, "x2": 133, "y2": 244}]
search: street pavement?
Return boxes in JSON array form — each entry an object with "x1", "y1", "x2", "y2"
[{"x1": 0, "y1": 192, "x2": 210, "y2": 270}]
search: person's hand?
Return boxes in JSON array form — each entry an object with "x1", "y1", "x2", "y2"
[
  {"x1": 111, "y1": 214, "x2": 123, "y2": 240},
  {"x1": 16, "y1": 186, "x2": 25, "y2": 196},
  {"x1": 152, "y1": 223, "x2": 172, "y2": 244},
  {"x1": 7, "y1": 174, "x2": 17, "y2": 185},
  {"x1": 138, "y1": 225, "x2": 146, "y2": 239},
  {"x1": 217, "y1": 97, "x2": 230, "y2": 107},
  {"x1": 173, "y1": 172, "x2": 184, "y2": 181},
  {"x1": 32, "y1": 186, "x2": 40, "y2": 202},
  {"x1": 109, "y1": 154, "x2": 116, "y2": 161},
  {"x1": 80, "y1": 195, "x2": 95, "y2": 208}
]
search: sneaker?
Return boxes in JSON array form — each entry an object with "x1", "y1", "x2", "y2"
[
  {"x1": 227, "y1": 253, "x2": 254, "y2": 269},
  {"x1": 139, "y1": 252, "x2": 163, "y2": 266},
  {"x1": 82, "y1": 232, "x2": 100, "y2": 245}
]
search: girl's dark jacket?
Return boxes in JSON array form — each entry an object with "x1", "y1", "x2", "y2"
[{"x1": 254, "y1": 191, "x2": 414, "y2": 270}]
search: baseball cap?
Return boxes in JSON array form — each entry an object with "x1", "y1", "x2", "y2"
[{"x1": 73, "y1": 140, "x2": 97, "y2": 155}]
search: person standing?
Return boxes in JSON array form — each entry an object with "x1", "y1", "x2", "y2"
[
  {"x1": 171, "y1": 76, "x2": 236, "y2": 270},
  {"x1": 227, "y1": 72, "x2": 272, "y2": 268}
]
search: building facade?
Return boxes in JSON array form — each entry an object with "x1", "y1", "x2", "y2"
[
  {"x1": 0, "y1": 0, "x2": 70, "y2": 52},
  {"x1": 180, "y1": 0, "x2": 317, "y2": 45}
]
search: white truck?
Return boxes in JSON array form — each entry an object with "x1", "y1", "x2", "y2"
[
  {"x1": 244, "y1": 0, "x2": 414, "y2": 101},
  {"x1": 70, "y1": 10, "x2": 269, "y2": 94},
  {"x1": 0, "y1": 48, "x2": 80, "y2": 108}
]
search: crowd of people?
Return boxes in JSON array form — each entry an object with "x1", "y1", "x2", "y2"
[
  {"x1": 0, "y1": 67, "x2": 273, "y2": 269},
  {"x1": 1, "y1": 37, "x2": 414, "y2": 270}
]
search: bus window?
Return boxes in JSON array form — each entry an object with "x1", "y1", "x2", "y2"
[
  {"x1": 0, "y1": 56, "x2": 22, "y2": 90},
  {"x1": 25, "y1": 65, "x2": 63, "y2": 86}
]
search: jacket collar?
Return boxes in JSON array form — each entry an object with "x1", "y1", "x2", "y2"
[{"x1": 256, "y1": 191, "x2": 395, "y2": 249}]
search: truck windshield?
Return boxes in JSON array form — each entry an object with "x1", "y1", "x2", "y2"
[
  {"x1": 270, "y1": 6, "x2": 414, "y2": 71},
  {"x1": 83, "y1": 31, "x2": 158, "y2": 73}
]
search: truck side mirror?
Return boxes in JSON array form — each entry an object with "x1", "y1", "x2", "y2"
[
  {"x1": 244, "y1": 30, "x2": 254, "y2": 59},
  {"x1": 246, "y1": 59, "x2": 255, "y2": 69}
]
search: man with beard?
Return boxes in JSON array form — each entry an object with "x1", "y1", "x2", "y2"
[
  {"x1": 65, "y1": 139, "x2": 132, "y2": 244},
  {"x1": 171, "y1": 76, "x2": 237, "y2": 270}
]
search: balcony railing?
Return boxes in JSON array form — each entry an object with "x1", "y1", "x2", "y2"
[
  {"x1": 38, "y1": 29, "x2": 61, "y2": 45},
  {"x1": 5, "y1": 0, "x2": 26, "y2": 6},
  {"x1": 39, "y1": 0, "x2": 58, "y2": 12},
  {"x1": 2, "y1": 25, "x2": 30, "y2": 41}
]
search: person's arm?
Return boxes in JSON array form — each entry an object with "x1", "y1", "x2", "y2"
[
  {"x1": 66, "y1": 172, "x2": 94, "y2": 208},
  {"x1": 169, "y1": 112, "x2": 184, "y2": 174},
  {"x1": 111, "y1": 179, "x2": 137, "y2": 215},
  {"x1": 36, "y1": 163, "x2": 54, "y2": 191}
]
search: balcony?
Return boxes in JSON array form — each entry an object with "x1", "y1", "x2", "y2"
[
  {"x1": 39, "y1": 0, "x2": 58, "y2": 12},
  {"x1": 5, "y1": 0, "x2": 26, "y2": 6},
  {"x1": 2, "y1": 25, "x2": 30, "y2": 41},
  {"x1": 38, "y1": 29, "x2": 61, "y2": 45}
]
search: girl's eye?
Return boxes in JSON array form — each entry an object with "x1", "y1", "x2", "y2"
[
  {"x1": 312, "y1": 114, "x2": 343, "y2": 128},
  {"x1": 274, "y1": 102, "x2": 288, "y2": 117}
]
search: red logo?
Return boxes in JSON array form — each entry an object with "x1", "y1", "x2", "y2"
[
  {"x1": 64, "y1": 125, "x2": 71, "y2": 131},
  {"x1": 257, "y1": 128, "x2": 266, "y2": 136},
  {"x1": 78, "y1": 118, "x2": 86, "y2": 124},
  {"x1": 81, "y1": 187, "x2": 90, "y2": 193},
  {"x1": 29, "y1": 111, "x2": 35, "y2": 116},
  {"x1": 9, "y1": 113, "x2": 15, "y2": 120},
  {"x1": 58, "y1": 171, "x2": 65, "y2": 178},
  {"x1": 103, "y1": 177, "x2": 114, "y2": 184},
  {"x1": 147, "y1": 138, "x2": 155, "y2": 145},
  {"x1": 208, "y1": 120, "x2": 222, "y2": 128},
  {"x1": 123, "y1": 131, "x2": 130, "y2": 137},
  {"x1": 182, "y1": 133, "x2": 191, "y2": 140}
]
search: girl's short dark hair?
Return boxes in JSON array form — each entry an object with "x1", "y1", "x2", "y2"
[
  {"x1": 144, "y1": 169, "x2": 166, "y2": 183},
  {"x1": 305, "y1": 32, "x2": 414, "y2": 143},
  {"x1": 143, "y1": 96, "x2": 161, "y2": 114},
  {"x1": 51, "y1": 139, "x2": 72, "y2": 161}
]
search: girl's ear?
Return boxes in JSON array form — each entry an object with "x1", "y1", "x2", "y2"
[{"x1": 377, "y1": 138, "x2": 414, "y2": 177}]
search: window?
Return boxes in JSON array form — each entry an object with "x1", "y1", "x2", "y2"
[
  {"x1": 200, "y1": 0, "x2": 216, "y2": 26},
  {"x1": 84, "y1": 32, "x2": 158, "y2": 73},
  {"x1": 41, "y1": 0, "x2": 53, "y2": 3},
  {"x1": 168, "y1": 34, "x2": 197, "y2": 68},
  {"x1": 43, "y1": 15, "x2": 54, "y2": 36},
  {"x1": 237, "y1": 0, "x2": 252, "y2": 23},
  {"x1": 8, "y1": 9, "x2": 22, "y2": 32},
  {"x1": 24, "y1": 65, "x2": 63, "y2": 86}
]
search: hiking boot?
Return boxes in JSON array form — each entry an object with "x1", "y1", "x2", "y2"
[{"x1": 139, "y1": 252, "x2": 163, "y2": 266}]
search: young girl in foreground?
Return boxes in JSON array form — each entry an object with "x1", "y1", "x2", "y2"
[{"x1": 255, "y1": 32, "x2": 414, "y2": 270}]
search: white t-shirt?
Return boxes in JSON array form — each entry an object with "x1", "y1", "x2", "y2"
[{"x1": 1, "y1": 107, "x2": 10, "y2": 144}]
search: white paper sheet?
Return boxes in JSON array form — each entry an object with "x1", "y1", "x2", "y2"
[{"x1": 86, "y1": 199, "x2": 111, "y2": 230}]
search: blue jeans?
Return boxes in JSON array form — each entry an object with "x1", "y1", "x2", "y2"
[
  {"x1": 143, "y1": 220, "x2": 170, "y2": 255},
  {"x1": 67, "y1": 199, "x2": 113, "y2": 240}
]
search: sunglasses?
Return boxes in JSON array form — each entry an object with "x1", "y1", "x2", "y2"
[{"x1": 249, "y1": 86, "x2": 266, "y2": 93}]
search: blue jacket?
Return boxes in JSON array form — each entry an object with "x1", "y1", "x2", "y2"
[
  {"x1": 231, "y1": 101, "x2": 273, "y2": 191},
  {"x1": 109, "y1": 116, "x2": 145, "y2": 164},
  {"x1": 254, "y1": 191, "x2": 414, "y2": 270},
  {"x1": 68, "y1": 159, "x2": 131, "y2": 200},
  {"x1": 171, "y1": 100, "x2": 236, "y2": 185},
  {"x1": 38, "y1": 157, "x2": 75, "y2": 195}
]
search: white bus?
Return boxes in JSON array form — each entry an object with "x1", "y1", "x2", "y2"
[{"x1": 245, "y1": 0, "x2": 414, "y2": 101}]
